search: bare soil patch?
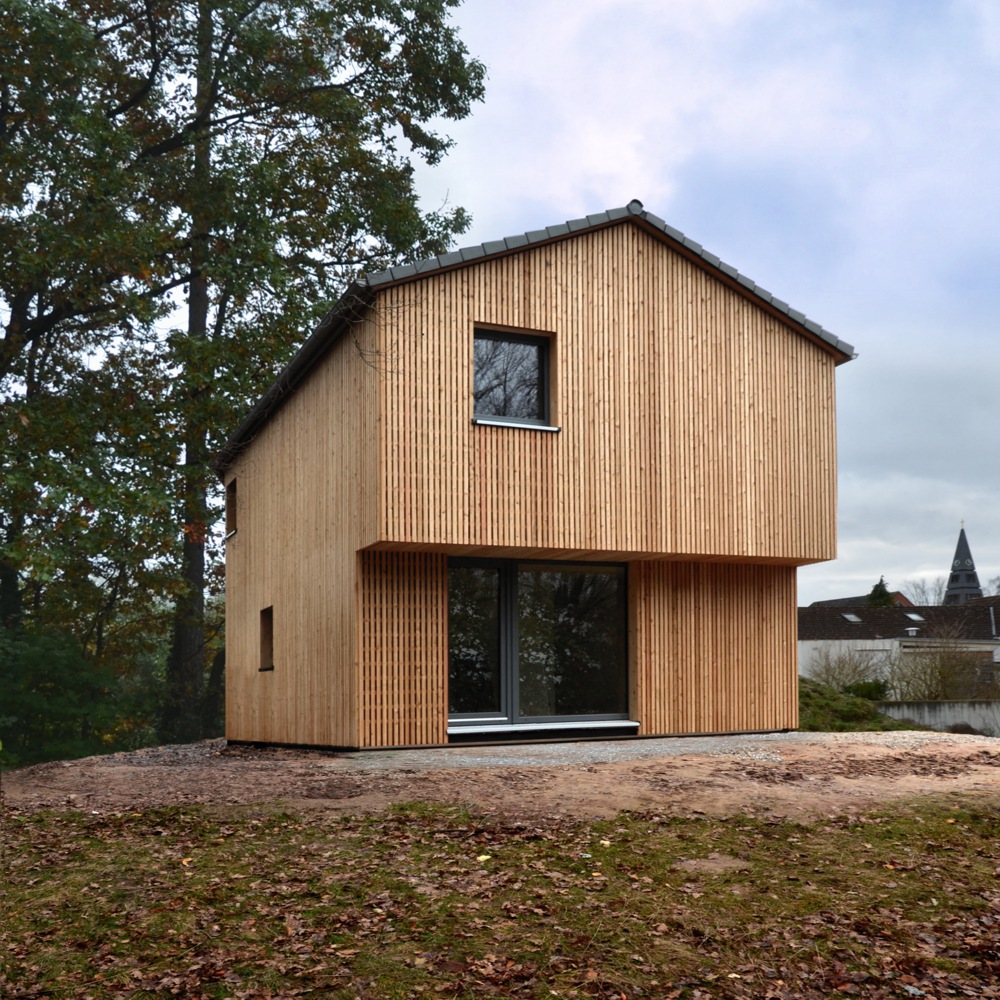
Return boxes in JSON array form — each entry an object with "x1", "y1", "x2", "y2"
[{"x1": 4, "y1": 731, "x2": 1000, "y2": 820}]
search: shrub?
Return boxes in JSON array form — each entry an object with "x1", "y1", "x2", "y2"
[{"x1": 0, "y1": 628, "x2": 121, "y2": 766}]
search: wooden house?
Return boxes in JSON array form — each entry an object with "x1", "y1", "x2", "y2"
[{"x1": 214, "y1": 200, "x2": 855, "y2": 748}]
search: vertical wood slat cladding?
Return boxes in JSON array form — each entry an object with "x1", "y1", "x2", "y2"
[
  {"x1": 376, "y1": 223, "x2": 837, "y2": 562},
  {"x1": 631, "y1": 562, "x2": 798, "y2": 733},
  {"x1": 223, "y1": 311, "x2": 380, "y2": 748},
  {"x1": 224, "y1": 216, "x2": 836, "y2": 747},
  {"x1": 357, "y1": 551, "x2": 448, "y2": 747}
]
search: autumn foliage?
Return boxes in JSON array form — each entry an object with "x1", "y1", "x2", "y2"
[{"x1": 3, "y1": 801, "x2": 1000, "y2": 998}]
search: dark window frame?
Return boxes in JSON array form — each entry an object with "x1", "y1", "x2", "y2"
[
  {"x1": 225, "y1": 478, "x2": 238, "y2": 538},
  {"x1": 259, "y1": 606, "x2": 274, "y2": 672},
  {"x1": 472, "y1": 328, "x2": 552, "y2": 427},
  {"x1": 447, "y1": 557, "x2": 629, "y2": 728}
]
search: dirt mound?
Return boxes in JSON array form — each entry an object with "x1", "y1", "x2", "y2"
[{"x1": 4, "y1": 732, "x2": 1000, "y2": 820}]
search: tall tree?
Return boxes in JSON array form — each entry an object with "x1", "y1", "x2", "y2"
[
  {"x1": 901, "y1": 576, "x2": 948, "y2": 606},
  {"x1": 2, "y1": 0, "x2": 484, "y2": 742},
  {"x1": 1, "y1": 0, "x2": 184, "y2": 635}
]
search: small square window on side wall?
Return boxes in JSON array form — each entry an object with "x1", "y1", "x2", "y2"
[{"x1": 473, "y1": 329, "x2": 551, "y2": 425}]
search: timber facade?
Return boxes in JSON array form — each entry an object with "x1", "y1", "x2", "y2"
[{"x1": 216, "y1": 200, "x2": 854, "y2": 748}]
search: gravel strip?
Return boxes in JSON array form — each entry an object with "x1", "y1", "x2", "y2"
[
  {"x1": 337, "y1": 729, "x2": 998, "y2": 771},
  {"x1": 37, "y1": 729, "x2": 998, "y2": 778}
]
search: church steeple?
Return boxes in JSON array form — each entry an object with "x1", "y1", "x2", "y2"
[{"x1": 943, "y1": 526, "x2": 983, "y2": 605}]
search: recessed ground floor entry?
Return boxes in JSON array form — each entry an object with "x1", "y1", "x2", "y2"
[{"x1": 446, "y1": 559, "x2": 635, "y2": 737}]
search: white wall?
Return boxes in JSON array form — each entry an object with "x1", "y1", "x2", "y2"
[
  {"x1": 879, "y1": 700, "x2": 1000, "y2": 737},
  {"x1": 797, "y1": 639, "x2": 896, "y2": 678}
]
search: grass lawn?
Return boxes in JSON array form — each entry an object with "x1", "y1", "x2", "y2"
[{"x1": 3, "y1": 798, "x2": 999, "y2": 998}]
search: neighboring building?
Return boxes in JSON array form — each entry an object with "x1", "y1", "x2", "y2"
[
  {"x1": 798, "y1": 601, "x2": 1000, "y2": 696},
  {"x1": 215, "y1": 200, "x2": 854, "y2": 749},
  {"x1": 944, "y1": 527, "x2": 984, "y2": 605}
]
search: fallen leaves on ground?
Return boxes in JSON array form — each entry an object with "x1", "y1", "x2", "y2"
[{"x1": 3, "y1": 800, "x2": 1000, "y2": 998}]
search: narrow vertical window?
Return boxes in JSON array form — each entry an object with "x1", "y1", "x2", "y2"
[
  {"x1": 259, "y1": 606, "x2": 274, "y2": 671},
  {"x1": 225, "y1": 479, "x2": 237, "y2": 536},
  {"x1": 448, "y1": 565, "x2": 502, "y2": 716}
]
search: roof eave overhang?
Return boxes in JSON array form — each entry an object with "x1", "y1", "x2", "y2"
[
  {"x1": 362, "y1": 212, "x2": 856, "y2": 366},
  {"x1": 211, "y1": 282, "x2": 375, "y2": 476}
]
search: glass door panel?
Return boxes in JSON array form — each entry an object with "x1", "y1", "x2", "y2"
[
  {"x1": 447, "y1": 566, "x2": 502, "y2": 716},
  {"x1": 517, "y1": 564, "x2": 627, "y2": 718}
]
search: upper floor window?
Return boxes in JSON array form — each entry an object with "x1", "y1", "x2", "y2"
[{"x1": 473, "y1": 330, "x2": 550, "y2": 426}]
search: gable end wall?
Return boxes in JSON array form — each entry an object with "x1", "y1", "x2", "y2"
[{"x1": 374, "y1": 223, "x2": 837, "y2": 563}]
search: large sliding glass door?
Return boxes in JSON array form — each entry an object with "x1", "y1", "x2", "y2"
[{"x1": 448, "y1": 560, "x2": 628, "y2": 731}]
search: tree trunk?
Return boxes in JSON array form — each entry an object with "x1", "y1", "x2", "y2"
[
  {"x1": 201, "y1": 646, "x2": 226, "y2": 737},
  {"x1": 0, "y1": 513, "x2": 23, "y2": 631},
  {"x1": 160, "y1": 1, "x2": 214, "y2": 744}
]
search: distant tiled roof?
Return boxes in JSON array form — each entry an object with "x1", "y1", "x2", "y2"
[
  {"x1": 810, "y1": 592, "x2": 913, "y2": 608},
  {"x1": 214, "y1": 200, "x2": 855, "y2": 474},
  {"x1": 798, "y1": 605, "x2": 999, "y2": 641}
]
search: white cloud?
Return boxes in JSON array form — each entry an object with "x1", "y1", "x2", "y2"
[{"x1": 418, "y1": 0, "x2": 1000, "y2": 606}]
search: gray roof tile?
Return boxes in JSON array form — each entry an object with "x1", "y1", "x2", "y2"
[
  {"x1": 349, "y1": 201, "x2": 856, "y2": 361},
  {"x1": 799, "y1": 605, "x2": 998, "y2": 641}
]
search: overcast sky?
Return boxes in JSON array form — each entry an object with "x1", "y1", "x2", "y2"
[{"x1": 414, "y1": 0, "x2": 1000, "y2": 605}]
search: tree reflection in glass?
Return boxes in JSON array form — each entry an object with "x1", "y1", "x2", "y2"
[
  {"x1": 473, "y1": 334, "x2": 545, "y2": 421},
  {"x1": 448, "y1": 566, "x2": 501, "y2": 715},
  {"x1": 517, "y1": 565, "x2": 626, "y2": 717}
]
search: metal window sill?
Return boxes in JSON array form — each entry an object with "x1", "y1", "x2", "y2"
[
  {"x1": 472, "y1": 418, "x2": 561, "y2": 432},
  {"x1": 447, "y1": 720, "x2": 638, "y2": 735}
]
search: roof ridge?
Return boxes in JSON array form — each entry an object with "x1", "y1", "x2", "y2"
[{"x1": 359, "y1": 200, "x2": 856, "y2": 360}]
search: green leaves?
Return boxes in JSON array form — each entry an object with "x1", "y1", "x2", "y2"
[{"x1": 2, "y1": 0, "x2": 483, "y2": 745}]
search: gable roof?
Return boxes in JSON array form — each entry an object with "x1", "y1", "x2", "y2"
[
  {"x1": 810, "y1": 592, "x2": 913, "y2": 608},
  {"x1": 798, "y1": 604, "x2": 999, "y2": 642},
  {"x1": 214, "y1": 200, "x2": 856, "y2": 475}
]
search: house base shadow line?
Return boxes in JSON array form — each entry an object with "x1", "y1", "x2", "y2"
[{"x1": 226, "y1": 727, "x2": 798, "y2": 755}]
